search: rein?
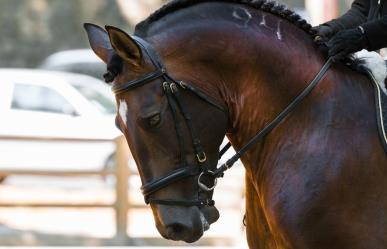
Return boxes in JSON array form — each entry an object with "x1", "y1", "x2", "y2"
[
  {"x1": 112, "y1": 36, "x2": 333, "y2": 207},
  {"x1": 216, "y1": 57, "x2": 333, "y2": 177}
]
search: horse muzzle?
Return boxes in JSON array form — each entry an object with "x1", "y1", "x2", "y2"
[{"x1": 155, "y1": 204, "x2": 219, "y2": 243}]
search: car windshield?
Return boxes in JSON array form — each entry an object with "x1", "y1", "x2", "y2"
[{"x1": 72, "y1": 84, "x2": 116, "y2": 114}]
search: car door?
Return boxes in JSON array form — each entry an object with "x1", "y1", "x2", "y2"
[{"x1": 0, "y1": 81, "x2": 116, "y2": 171}]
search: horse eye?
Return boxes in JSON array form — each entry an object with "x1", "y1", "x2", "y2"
[{"x1": 148, "y1": 114, "x2": 161, "y2": 127}]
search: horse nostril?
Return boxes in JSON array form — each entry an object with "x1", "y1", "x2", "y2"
[{"x1": 166, "y1": 223, "x2": 188, "y2": 240}]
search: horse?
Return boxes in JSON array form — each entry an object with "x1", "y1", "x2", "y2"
[{"x1": 84, "y1": 0, "x2": 387, "y2": 248}]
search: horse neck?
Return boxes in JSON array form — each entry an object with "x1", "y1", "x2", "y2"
[
  {"x1": 220, "y1": 33, "x2": 376, "y2": 181},
  {"x1": 193, "y1": 14, "x2": 376, "y2": 179},
  {"x1": 207, "y1": 17, "x2": 329, "y2": 166},
  {"x1": 146, "y1": 7, "x2": 375, "y2": 175}
]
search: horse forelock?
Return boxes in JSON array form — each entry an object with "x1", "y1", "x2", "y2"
[
  {"x1": 134, "y1": 0, "x2": 313, "y2": 37},
  {"x1": 105, "y1": 53, "x2": 123, "y2": 83}
]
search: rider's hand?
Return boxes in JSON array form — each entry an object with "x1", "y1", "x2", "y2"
[
  {"x1": 326, "y1": 27, "x2": 369, "y2": 62},
  {"x1": 311, "y1": 25, "x2": 335, "y2": 45}
]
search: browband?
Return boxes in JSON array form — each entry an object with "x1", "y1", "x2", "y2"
[{"x1": 112, "y1": 68, "x2": 166, "y2": 94}]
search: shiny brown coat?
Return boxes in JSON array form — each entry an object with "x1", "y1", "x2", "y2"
[{"x1": 85, "y1": 1, "x2": 387, "y2": 248}]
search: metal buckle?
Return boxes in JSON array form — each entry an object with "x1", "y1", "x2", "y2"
[
  {"x1": 179, "y1": 81, "x2": 186, "y2": 89},
  {"x1": 200, "y1": 199, "x2": 214, "y2": 206},
  {"x1": 162, "y1": 82, "x2": 169, "y2": 91},
  {"x1": 196, "y1": 152, "x2": 207, "y2": 163},
  {"x1": 198, "y1": 171, "x2": 217, "y2": 192},
  {"x1": 170, "y1": 82, "x2": 178, "y2": 93}
]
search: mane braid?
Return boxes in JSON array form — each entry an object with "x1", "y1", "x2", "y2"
[{"x1": 135, "y1": 0, "x2": 313, "y2": 36}]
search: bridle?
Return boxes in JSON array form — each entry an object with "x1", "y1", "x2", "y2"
[
  {"x1": 112, "y1": 36, "x2": 226, "y2": 207},
  {"x1": 111, "y1": 35, "x2": 333, "y2": 207}
]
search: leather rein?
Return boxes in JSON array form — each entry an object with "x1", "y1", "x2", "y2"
[{"x1": 111, "y1": 35, "x2": 333, "y2": 207}]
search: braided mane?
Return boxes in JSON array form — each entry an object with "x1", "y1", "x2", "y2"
[{"x1": 135, "y1": 0, "x2": 313, "y2": 36}]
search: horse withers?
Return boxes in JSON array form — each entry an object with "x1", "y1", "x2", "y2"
[{"x1": 85, "y1": 0, "x2": 387, "y2": 248}]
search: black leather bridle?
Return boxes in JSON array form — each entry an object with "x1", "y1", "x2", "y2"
[
  {"x1": 111, "y1": 35, "x2": 333, "y2": 207},
  {"x1": 113, "y1": 36, "x2": 226, "y2": 207}
]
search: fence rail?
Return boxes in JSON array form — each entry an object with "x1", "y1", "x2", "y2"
[
  {"x1": 0, "y1": 135, "x2": 246, "y2": 246},
  {"x1": 0, "y1": 135, "x2": 131, "y2": 242},
  {"x1": 0, "y1": 169, "x2": 112, "y2": 176}
]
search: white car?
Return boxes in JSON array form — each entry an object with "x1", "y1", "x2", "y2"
[
  {"x1": 39, "y1": 49, "x2": 105, "y2": 79},
  {"x1": 0, "y1": 69, "x2": 120, "y2": 173}
]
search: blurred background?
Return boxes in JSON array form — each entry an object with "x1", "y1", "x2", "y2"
[
  {"x1": 0, "y1": 0, "x2": 355, "y2": 69},
  {"x1": 0, "y1": 0, "x2": 360, "y2": 247}
]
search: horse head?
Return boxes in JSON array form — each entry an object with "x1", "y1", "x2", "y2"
[{"x1": 84, "y1": 23, "x2": 228, "y2": 242}]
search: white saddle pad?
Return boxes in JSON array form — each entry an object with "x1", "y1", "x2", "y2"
[{"x1": 354, "y1": 50, "x2": 387, "y2": 152}]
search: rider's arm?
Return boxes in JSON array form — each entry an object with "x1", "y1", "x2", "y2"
[
  {"x1": 361, "y1": 15, "x2": 387, "y2": 50},
  {"x1": 324, "y1": 0, "x2": 370, "y2": 32}
]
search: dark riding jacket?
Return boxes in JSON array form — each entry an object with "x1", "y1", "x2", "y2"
[{"x1": 325, "y1": 0, "x2": 387, "y2": 51}]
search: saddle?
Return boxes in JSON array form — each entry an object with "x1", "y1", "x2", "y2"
[
  {"x1": 353, "y1": 50, "x2": 387, "y2": 152},
  {"x1": 379, "y1": 82, "x2": 387, "y2": 151}
]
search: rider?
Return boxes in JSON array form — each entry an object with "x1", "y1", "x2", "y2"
[{"x1": 312, "y1": 0, "x2": 387, "y2": 61}]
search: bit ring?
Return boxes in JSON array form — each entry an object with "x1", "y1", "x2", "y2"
[{"x1": 198, "y1": 171, "x2": 217, "y2": 191}]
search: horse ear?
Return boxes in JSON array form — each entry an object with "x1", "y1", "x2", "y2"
[
  {"x1": 83, "y1": 23, "x2": 114, "y2": 64},
  {"x1": 105, "y1": 25, "x2": 143, "y2": 66}
]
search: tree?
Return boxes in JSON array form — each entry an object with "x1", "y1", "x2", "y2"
[{"x1": 0, "y1": 0, "x2": 129, "y2": 67}]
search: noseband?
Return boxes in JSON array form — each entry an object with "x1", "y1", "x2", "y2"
[{"x1": 111, "y1": 35, "x2": 333, "y2": 207}]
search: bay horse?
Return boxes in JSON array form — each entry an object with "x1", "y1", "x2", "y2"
[{"x1": 84, "y1": 0, "x2": 387, "y2": 248}]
